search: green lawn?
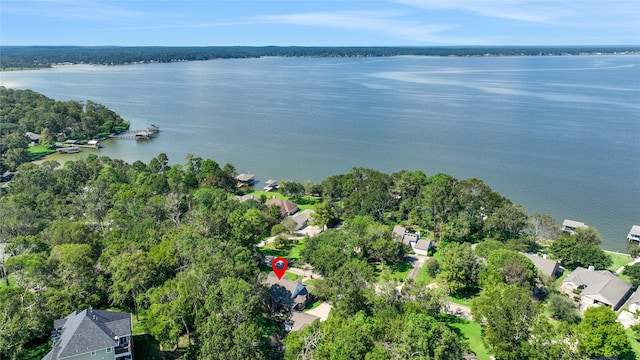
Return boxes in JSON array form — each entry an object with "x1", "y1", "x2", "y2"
[
  {"x1": 448, "y1": 288, "x2": 480, "y2": 307},
  {"x1": 625, "y1": 327, "x2": 640, "y2": 360},
  {"x1": 376, "y1": 260, "x2": 412, "y2": 282},
  {"x1": 27, "y1": 145, "x2": 55, "y2": 158},
  {"x1": 303, "y1": 278, "x2": 317, "y2": 286},
  {"x1": 303, "y1": 298, "x2": 323, "y2": 312},
  {"x1": 245, "y1": 190, "x2": 321, "y2": 211},
  {"x1": 258, "y1": 239, "x2": 307, "y2": 261},
  {"x1": 444, "y1": 315, "x2": 491, "y2": 360},
  {"x1": 415, "y1": 259, "x2": 436, "y2": 285},
  {"x1": 286, "y1": 272, "x2": 301, "y2": 281},
  {"x1": 607, "y1": 251, "x2": 633, "y2": 272}
]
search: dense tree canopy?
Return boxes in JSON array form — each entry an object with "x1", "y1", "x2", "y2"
[{"x1": 0, "y1": 88, "x2": 129, "y2": 171}]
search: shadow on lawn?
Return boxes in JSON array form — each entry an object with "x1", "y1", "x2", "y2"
[{"x1": 134, "y1": 334, "x2": 183, "y2": 360}]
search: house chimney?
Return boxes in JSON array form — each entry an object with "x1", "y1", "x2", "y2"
[{"x1": 588, "y1": 266, "x2": 595, "y2": 271}]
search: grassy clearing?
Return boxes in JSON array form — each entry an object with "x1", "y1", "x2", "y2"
[
  {"x1": 303, "y1": 298, "x2": 323, "y2": 312},
  {"x1": 286, "y1": 272, "x2": 302, "y2": 281},
  {"x1": 387, "y1": 260, "x2": 412, "y2": 282},
  {"x1": 607, "y1": 251, "x2": 633, "y2": 272},
  {"x1": 448, "y1": 288, "x2": 480, "y2": 308},
  {"x1": 259, "y1": 239, "x2": 306, "y2": 261},
  {"x1": 415, "y1": 259, "x2": 436, "y2": 285},
  {"x1": 246, "y1": 190, "x2": 321, "y2": 211},
  {"x1": 303, "y1": 278, "x2": 317, "y2": 286},
  {"x1": 28, "y1": 145, "x2": 55, "y2": 158},
  {"x1": 443, "y1": 314, "x2": 491, "y2": 360},
  {"x1": 626, "y1": 327, "x2": 640, "y2": 360}
]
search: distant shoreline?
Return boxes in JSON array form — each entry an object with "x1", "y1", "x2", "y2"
[{"x1": 2, "y1": 45, "x2": 639, "y2": 70}]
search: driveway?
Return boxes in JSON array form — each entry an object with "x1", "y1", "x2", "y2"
[
  {"x1": 305, "y1": 302, "x2": 332, "y2": 321},
  {"x1": 405, "y1": 254, "x2": 428, "y2": 281}
]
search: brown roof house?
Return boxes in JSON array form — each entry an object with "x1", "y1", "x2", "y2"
[
  {"x1": 266, "y1": 197, "x2": 299, "y2": 217},
  {"x1": 265, "y1": 272, "x2": 311, "y2": 311},
  {"x1": 43, "y1": 309, "x2": 133, "y2": 360},
  {"x1": 560, "y1": 266, "x2": 632, "y2": 312}
]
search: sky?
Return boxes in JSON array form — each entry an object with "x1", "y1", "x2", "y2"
[{"x1": 1, "y1": 1, "x2": 639, "y2": 46}]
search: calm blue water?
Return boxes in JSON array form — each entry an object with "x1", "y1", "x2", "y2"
[{"x1": 1, "y1": 55, "x2": 639, "y2": 251}]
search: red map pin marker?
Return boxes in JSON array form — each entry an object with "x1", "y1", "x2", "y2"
[{"x1": 272, "y1": 257, "x2": 288, "y2": 280}]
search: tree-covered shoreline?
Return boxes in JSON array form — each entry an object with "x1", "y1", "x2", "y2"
[
  {"x1": 2, "y1": 45, "x2": 639, "y2": 69},
  {"x1": 0, "y1": 87, "x2": 129, "y2": 172}
]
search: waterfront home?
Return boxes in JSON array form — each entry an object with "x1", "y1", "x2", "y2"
[
  {"x1": 235, "y1": 173, "x2": 256, "y2": 186},
  {"x1": 43, "y1": 309, "x2": 133, "y2": 360},
  {"x1": 560, "y1": 266, "x2": 632, "y2": 312},
  {"x1": 628, "y1": 225, "x2": 640, "y2": 244},
  {"x1": 561, "y1": 219, "x2": 588, "y2": 235},
  {"x1": 522, "y1": 253, "x2": 561, "y2": 278},
  {"x1": 266, "y1": 197, "x2": 299, "y2": 217}
]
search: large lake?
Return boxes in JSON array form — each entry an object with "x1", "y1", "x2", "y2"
[{"x1": 1, "y1": 55, "x2": 639, "y2": 251}]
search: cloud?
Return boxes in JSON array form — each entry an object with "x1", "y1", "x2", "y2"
[
  {"x1": 394, "y1": 0, "x2": 639, "y2": 27},
  {"x1": 257, "y1": 10, "x2": 493, "y2": 44},
  {"x1": 2, "y1": 0, "x2": 143, "y2": 21}
]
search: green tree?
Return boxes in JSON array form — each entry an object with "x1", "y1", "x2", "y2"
[
  {"x1": 310, "y1": 202, "x2": 336, "y2": 231},
  {"x1": 574, "y1": 226, "x2": 603, "y2": 245},
  {"x1": 577, "y1": 306, "x2": 631, "y2": 359},
  {"x1": 484, "y1": 203, "x2": 529, "y2": 240},
  {"x1": 437, "y1": 243, "x2": 479, "y2": 295},
  {"x1": 472, "y1": 284, "x2": 539, "y2": 360},
  {"x1": 484, "y1": 249, "x2": 537, "y2": 288},
  {"x1": 107, "y1": 250, "x2": 152, "y2": 320},
  {"x1": 279, "y1": 179, "x2": 305, "y2": 198},
  {"x1": 547, "y1": 293, "x2": 579, "y2": 324},
  {"x1": 623, "y1": 263, "x2": 640, "y2": 287},
  {"x1": 388, "y1": 313, "x2": 466, "y2": 360},
  {"x1": 315, "y1": 259, "x2": 374, "y2": 316},
  {"x1": 527, "y1": 213, "x2": 560, "y2": 242}
]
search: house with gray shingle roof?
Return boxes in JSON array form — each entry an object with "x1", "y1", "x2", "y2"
[
  {"x1": 393, "y1": 225, "x2": 420, "y2": 248},
  {"x1": 290, "y1": 209, "x2": 314, "y2": 230},
  {"x1": 522, "y1": 253, "x2": 561, "y2": 278},
  {"x1": 560, "y1": 267, "x2": 632, "y2": 312},
  {"x1": 265, "y1": 272, "x2": 311, "y2": 311},
  {"x1": 42, "y1": 309, "x2": 133, "y2": 360}
]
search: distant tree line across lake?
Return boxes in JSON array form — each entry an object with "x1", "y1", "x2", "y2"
[{"x1": 2, "y1": 45, "x2": 639, "y2": 69}]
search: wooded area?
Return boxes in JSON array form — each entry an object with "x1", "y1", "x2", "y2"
[
  {"x1": 0, "y1": 87, "x2": 129, "y2": 171},
  {"x1": 2, "y1": 45, "x2": 639, "y2": 69}
]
